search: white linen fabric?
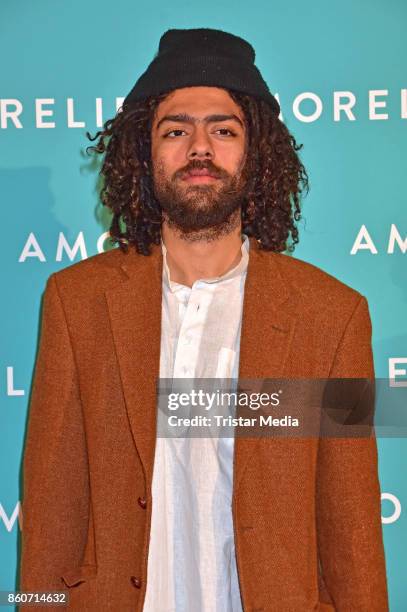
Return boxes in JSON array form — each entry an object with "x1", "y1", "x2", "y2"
[{"x1": 142, "y1": 234, "x2": 250, "y2": 612}]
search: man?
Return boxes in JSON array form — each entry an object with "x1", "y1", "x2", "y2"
[{"x1": 20, "y1": 28, "x2": 388, "y2": 611}]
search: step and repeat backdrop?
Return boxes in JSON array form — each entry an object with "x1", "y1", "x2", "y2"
[{"x1": 1, "y1": 0, "x2": 406, "y2": 609}]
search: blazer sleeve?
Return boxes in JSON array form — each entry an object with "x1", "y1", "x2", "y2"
[
  {"x1": 315, "y1": 295, "x2": 389, "y2": 611},
  {"x1": 20, "y1": 273, "x2": 90, "y2": 592}
]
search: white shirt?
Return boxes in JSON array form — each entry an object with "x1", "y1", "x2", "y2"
[{"x1": 142, "y1": 234, "x2": 250, "y2": 612}]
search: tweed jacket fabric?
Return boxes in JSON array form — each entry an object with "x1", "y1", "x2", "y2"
[{"x1": 20, "y1": 237, "x2": 389, "y2": 611}]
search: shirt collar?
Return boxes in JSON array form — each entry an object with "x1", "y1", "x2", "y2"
[{"x1": 161, "y1": 233, "x2": 250, "y2": 293}]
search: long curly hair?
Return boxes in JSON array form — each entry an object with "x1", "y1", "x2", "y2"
[{"x1": 86, "y1": 89, "x2": 309, "y2": 255}]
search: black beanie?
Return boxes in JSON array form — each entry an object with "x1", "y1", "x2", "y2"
[{"x1": 123, "y1": 28, "x2": 280, "y2": 115}]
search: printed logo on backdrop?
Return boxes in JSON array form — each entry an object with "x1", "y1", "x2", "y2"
[
  {"x1": 15, "y1": 225, "x2": 406, "y2": 263},
  {"x1": 1, "y1": 89, "x2": 407, "y2": 129}
]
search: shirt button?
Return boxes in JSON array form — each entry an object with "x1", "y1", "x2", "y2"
[
  {"x1": 130, "y1": 576, "x2": 142, "y2": 588},
  {"x1": 184, "y1": 334, "x2": 192, "y2": 345},
  {"x1": 138, "y1": 496, "x2": 147, "y2": 509}
]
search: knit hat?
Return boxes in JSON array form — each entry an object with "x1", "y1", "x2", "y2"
[{"x1": 123, "y1": 28, "x2": 280, "y2": 115}]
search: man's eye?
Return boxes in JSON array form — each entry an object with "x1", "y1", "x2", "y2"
[
  {"x1": 163, "y1": 129, "x2": 186, "y2": 138},
  {"x1": 215, "y1": 128, "x2": 236, "y2": 136}
]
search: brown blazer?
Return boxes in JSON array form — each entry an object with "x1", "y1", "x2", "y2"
[{"x1": 20, "y1": 237, "x2": 388, "y2": 611}]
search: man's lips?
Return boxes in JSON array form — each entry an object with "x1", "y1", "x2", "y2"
[{"x1": 182, "y1": 169, "x2": 220, "y2": 183}]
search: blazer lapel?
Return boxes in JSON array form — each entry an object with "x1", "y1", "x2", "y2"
[
  {"x1": 104, "y1": 242, "x2": 163, "y2": 484},
  {"x1": 104, "y1": 237, "x2": 299, "y2": 490},
  {"x1": 233, "y1": 239, "x2": 299, "y2": 492}
]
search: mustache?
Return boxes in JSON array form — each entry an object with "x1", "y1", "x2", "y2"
[{"x1": 174, "y1": 160, "x2": 229, "y2": 180}]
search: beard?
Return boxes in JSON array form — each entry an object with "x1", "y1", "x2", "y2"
[{"x1": 152, "y1": 158, "x2": 249, "y2": 243}]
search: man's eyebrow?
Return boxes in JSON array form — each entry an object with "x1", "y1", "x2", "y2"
[{"x1": 156, "y1": 113, "x2": 244, "y2": 130}]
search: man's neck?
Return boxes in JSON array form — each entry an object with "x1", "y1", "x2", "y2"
[{"x1": 161, "y1": 223, "x2": 244, "y2": 288}]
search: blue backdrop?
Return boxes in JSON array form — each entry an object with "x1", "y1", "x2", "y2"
[{"x1": 1, "y1": 0, "x2": 406, "y2": 609}]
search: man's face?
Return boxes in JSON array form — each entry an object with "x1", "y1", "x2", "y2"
[{"x1": 151, "y1": 86, "x2": 248, "y2": 239}]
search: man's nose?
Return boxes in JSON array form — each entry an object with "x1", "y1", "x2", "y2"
[{"x1": 187, "y1": 127, "x2": 214, "y2": 160}]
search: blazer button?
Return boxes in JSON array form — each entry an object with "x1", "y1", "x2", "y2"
[
  {"x1": 138, "y1": 496, "x2": 147, "y2": 509},
  {"x1": 130, "y1": 576, "x2": 142, "y2": 589}
]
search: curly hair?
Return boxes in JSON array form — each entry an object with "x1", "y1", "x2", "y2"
[{"x1": 86, "y1": 89, "x2": 309, "y2": 256}]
